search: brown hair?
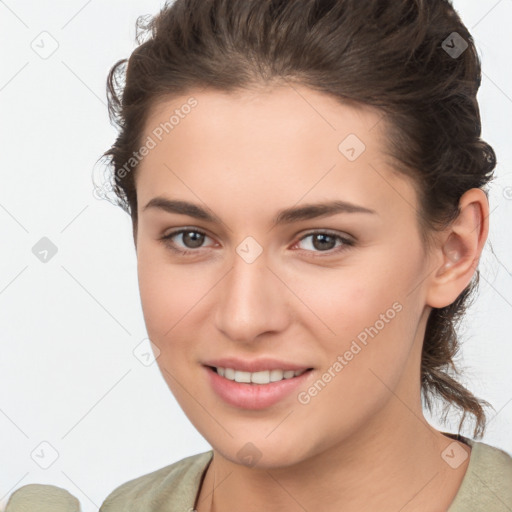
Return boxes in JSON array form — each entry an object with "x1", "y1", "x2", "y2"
[{"x1": 97, "y1": 0, "x2": 496, "y2": 438}]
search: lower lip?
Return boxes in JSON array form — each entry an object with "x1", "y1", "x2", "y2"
[{"x1": 204, "y1": 366, "x2": 313, "y2": 410}]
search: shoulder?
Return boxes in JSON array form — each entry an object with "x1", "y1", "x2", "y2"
[
  {"x1": 449, "y1": 437, "x2": 512, "y2": 511},
  {"x1": 99, "y1": 450, "x2": 213, "y2": 512}
]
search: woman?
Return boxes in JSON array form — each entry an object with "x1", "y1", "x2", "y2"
[{"x1": 96, "y1": 0, "x2": 512, "y2": 510}]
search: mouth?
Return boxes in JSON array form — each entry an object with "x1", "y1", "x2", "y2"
[
  {"x1": 205, "y1": 365, "x2": 314, "y2": 384},
  {"x1": 203, "y1": 364, "x2": 315, "y2": 409}
]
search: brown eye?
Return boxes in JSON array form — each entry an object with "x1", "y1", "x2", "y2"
[
  {"x1": 160, "y1": 228, "x2": 213, "y2": 254},
  {"x1": 294, "y1": 231, "x2": 355, "y2": 257}
]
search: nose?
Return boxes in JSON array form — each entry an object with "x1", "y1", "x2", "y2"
[{"x1": 214, "y1": 250, "x2": 291, "y2": 344}]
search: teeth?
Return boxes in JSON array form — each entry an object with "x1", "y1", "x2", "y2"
[{"x1": 214, "y1": 367, "x2": 308, "y2": 384}]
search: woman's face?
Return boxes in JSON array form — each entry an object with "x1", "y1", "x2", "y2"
[{"x1": 134, "y1": 85, "x2": 438, "y2": 467}]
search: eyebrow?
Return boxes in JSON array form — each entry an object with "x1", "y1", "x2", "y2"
[{"x1": 142, "y1": 197, "x2": 377, "y2": 226}]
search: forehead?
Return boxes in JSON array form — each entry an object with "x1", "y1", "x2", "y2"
[
  {"x1": 136, "y1": 85, "x2": 418, "y2": 225},
  {"x1": 143, "y1": 84, "x2": 384, "y2": 152}
]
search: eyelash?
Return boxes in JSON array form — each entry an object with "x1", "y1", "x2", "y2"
[{"x1": 159, "y1": 228, "x2": 355, "y2": 258}]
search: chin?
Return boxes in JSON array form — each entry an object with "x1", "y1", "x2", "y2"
[{"x1": 207, "y1": 435, "x2": 313, "y2": 470}]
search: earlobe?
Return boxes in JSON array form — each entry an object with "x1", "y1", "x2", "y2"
[{"x1": 426, "y1": 189, "x2": 489, "y2": 308}]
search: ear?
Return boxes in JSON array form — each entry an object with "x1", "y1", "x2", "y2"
[{"x1": 425, "y1": 188, "x2": 489, "y2": 309}]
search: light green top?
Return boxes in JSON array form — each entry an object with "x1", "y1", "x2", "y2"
[{"x1": 98, "y1": 434, "x2": 512, "y2": 511}]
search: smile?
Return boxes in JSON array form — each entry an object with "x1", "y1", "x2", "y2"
[
  {"x1": 211, "y1": 366, "x2": 310, "y2": 384},
  {"x1": 204, "y1": 365, "x2": 314, "y2": 409}
]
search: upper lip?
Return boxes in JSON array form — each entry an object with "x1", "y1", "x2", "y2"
[{"x1": 203, "y1": 357, "x2": 313, "y2": 373}]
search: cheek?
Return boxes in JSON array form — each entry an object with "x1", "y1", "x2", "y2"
[
  {"x1": 136, "y1": 253, "x2": 206, "y2": 397},
  {"x1": 295, "y1": 269, "x2": 399, "y2": 337},
  {"x1": 295, "y1": 253, "x2": 419, "y2": 371},
  {"x1": 292, "y1": 270, "x2": 417, "y2": 420},
  {"x1": 136, "y1": 250, "x2": 206, "y2": 339}
]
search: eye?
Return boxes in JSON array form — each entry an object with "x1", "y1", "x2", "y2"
[
  {"x1": 160, "y1": 228, "x2": 215, "y2": 255},
  {"x1": 293, "y1": 230, "x2": 355, "y2": 257}
]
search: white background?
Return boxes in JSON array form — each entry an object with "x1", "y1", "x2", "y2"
[{"x1": 0, "y1": 0, "x2": 511, "y2": 510}]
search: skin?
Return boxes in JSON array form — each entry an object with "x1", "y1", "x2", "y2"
[{"x1": 133, "y1": 84, "x2": 489, "y2": 512}]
